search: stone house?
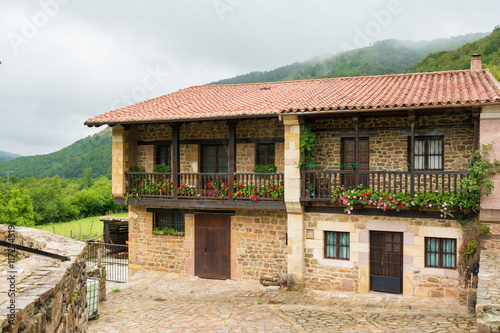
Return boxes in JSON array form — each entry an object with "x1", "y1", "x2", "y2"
[{"x1": 85, "y1": 56, "x2": 500, "y2": 298}]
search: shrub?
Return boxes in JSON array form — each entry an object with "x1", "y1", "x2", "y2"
[
  {"x1": 253, "y1": 164, "x2": 277, "y2": 173},
  {"x1": 153, "y1": 164, "x2": 171, "y2": 173},
  {"x1": 129, "y1": 166, "x2": 145, "y2": 172}
]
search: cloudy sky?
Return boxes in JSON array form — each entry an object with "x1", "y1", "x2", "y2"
[{"x1": 1, "y1": 0, "x2": 499, "y2": 156}]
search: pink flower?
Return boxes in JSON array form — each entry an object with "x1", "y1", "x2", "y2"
[{"x1": 428, "y1": 204, "x2": 432, "y2": 207}]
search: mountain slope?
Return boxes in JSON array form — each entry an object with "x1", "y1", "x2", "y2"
[
  {"x1": 210, "y1": 32, "x2": 488, "y2": 85},
  {"x1": 0, "y1": 128, "x2": 111, "y2": 179},
  {"x1": 412, "y1": 27, "x2": 500, "y2": 79},
  {"x1": 0, "y1": 150, "x2": 22, "y2": 162}
]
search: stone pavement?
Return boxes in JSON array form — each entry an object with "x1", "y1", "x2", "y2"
[{"x1": 89, "y1": 274, "x2": 478, "y2": 332}]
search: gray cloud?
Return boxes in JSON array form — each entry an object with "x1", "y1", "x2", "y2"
[{"x1": 0, "y1": 0, "x2": 499, "y2": 156}]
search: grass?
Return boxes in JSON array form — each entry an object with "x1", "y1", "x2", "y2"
[{"x1": 37, "y1": 212, "x2": 128, "y2": 240}]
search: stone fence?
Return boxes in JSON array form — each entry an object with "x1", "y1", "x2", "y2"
[{"x1": 0, "y1": 225, "x2": 88, "y2": 332}]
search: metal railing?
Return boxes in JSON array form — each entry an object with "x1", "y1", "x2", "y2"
[
  {"x1": 86, "y1": 241, "x2": 128, "y2": 283},
  {"x1": 301, "y1": 169, "x2": 469, "y2": 200}
]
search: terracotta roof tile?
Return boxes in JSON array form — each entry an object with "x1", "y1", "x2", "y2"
[{"x1": 85, "y1": 69, "x2": 500, "y2": 126}]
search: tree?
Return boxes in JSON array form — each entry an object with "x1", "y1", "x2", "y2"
[
  {"x1": 82, "y1": 167, "x2": 93, "y2": 187},
  {"x1": 0, "y1": 186, "x2": 35, "y2": 227}
]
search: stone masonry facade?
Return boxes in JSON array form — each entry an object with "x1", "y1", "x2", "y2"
[
  {"x1": 111, "y1": 109, "x2": 487, "y2": 301},
  {"x1": 304, "y1": 212, "x2": 464, "y2": 299},
  {"x1": 310, "y1": 113, "x2": 474, "y2": 172},
  {"x1": 130, "y1": 119, "x2": 285, "y2": 174},
  {"x1": 128, "y1": 206, "x2": 287, "y2": 280}
]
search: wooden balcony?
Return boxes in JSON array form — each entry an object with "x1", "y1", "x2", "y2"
[
  {"x1": 301, "y1": 169, "x2": 469, "y2": 202},
  {"x1": 122, "y1": 172, "x2": 285, "y2": 209}
]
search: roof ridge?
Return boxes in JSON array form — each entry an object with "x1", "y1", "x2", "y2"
[
  {"x1": 484, "y1": 68, "x2": 500, "y2": 94},
  {"x1": 196, "y1": 69, "x2": 481, "y2": 88}
]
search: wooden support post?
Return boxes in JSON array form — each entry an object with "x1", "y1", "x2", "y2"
[
  {"x1": 171, "y1": 123, "x2": 181, "y2": 200},
  {"x1": 472, "y1": 108, "x2": 480, "y2": 152},
  {"x1": 227, "y1": 120, "x2": 238, "y2": 200},
  {"x1": 353, "y1": 116, "x2": 360, "y2": 188},
  {"x1": 409, "y1": 111, "x2": 416, "y2": 196}
]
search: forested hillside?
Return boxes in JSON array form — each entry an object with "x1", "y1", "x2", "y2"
[
  {"x1": 0, "y1": 127, "x2": 111, "y2": 179},
  {"x1": 0, "y1": 150, "x2": 22, "y2": 162},
  {"x1": 412, "y1": 27, "x2": 500, "y2": 79},
  {"x1": 210, "y1": 32, "x2": 488, "y2": 85}
]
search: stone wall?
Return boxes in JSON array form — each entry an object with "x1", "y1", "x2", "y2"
[
  {"x1": 0, "y1": 225, "x2": 88, "y2": 332},
  {"x1": 476, "y1": 251, "x2": 500, "y2": 332},
  {"x1": 128, "y1": 207, "x2": 287, "y2": 280},
  {"x1": 309, "y1": 114, "x2": 474, "y2": 171},
  {"x1": 304, "y1": 212, "x2": 464, "y2": 298},
  {"x1": 232, "y1": 210, "x2": 288, "y2": 279},
  {"x1": 128, "y1": 206, "x2": 195, "y2": 275},
  {"x1": 130, "y1": 119, "x2": 285, "y2": 173}
]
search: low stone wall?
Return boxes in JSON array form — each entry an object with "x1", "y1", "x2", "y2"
[{"x1": 0, "y1": 225, "x2": 88, "y2": 332}]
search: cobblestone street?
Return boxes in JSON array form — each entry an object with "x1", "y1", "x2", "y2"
[{"x1": 88, "y1": 274, "x2": 478, "y2": 332}]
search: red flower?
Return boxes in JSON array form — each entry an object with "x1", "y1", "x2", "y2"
[
  {"x1": 140, "y1": 185, "x2": 143, "y2": 188},
  {"x1": 224, "y1": 184, "x2": 228, "y2": 188},
  {"x1": 170, "y1": 181, "x2": 173, "y2": 184},
  {"x1": 182, "y1": 183, "x2": 184, "y2": 186},
  {"x1": 239, "y1": 184, "x2": 243, "y2": 188},
  {"x1": 159, "y1": 186, "x2": 163, "y2": 189},
  {"x1": 401, "y1": 204, "x2": 404, "y2": 207},
  {"x1": 270, "y1": 186, "x2": 273, "y2": 189},
  {"x1": 229, "y1": 192, "x2": 232, "y2": 195},
  {"x1": 275, "y1": 188, "x2": 278, "y2": 191},
  {"x1": 230, "y1": 179, "x2": 233, "y2": 183},
  {"x1": 265, "y1": 190, "x2": 268, "y2": 194},
  {"x1": 406, "y1": 198, "x2": 409, "y2": 201},
  {"x1": 209, "y1": 185, "x2": 212, "y2": 189},
  {"x1": 156, "y1": 178, "x2": 159, "y2": 181},
  {"x1": 207, "y1": 182, "x2": 210, "y2": 186},
  {"x1": 238, "y1": 192, "x2": 242, "y2": 196}
]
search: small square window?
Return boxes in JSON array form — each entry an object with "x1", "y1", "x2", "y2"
[
  {"x1": 154, "y1": 213, "x2": 185, "y2": 234},
  {"x1": 425, "y1": 237, "x2": 456, "y2": 269},
  {"x1": 324, "y1": 231, "x2": 350, "y2": 260}
]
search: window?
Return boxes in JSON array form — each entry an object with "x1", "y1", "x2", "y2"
[
  {"x1": 425, "y1": 237, "x2": 456, "y2": 269},
  {"x1": 156, "y1": 145, "x2": 171, "y2": 166},
  {"x1": 324, "y1": 231, "x2": 350, "y2": 260},
  {"x1": 257, "y1": 143, "x2": 275, "y2": 165},
  {"x1": 201, "y1": 145, "x2": 228, "y2": 173},
  {"x1": 154, "y1": 213, "x2": 185, "y2": 233},
  {"x1": 410, "y1": 137, "x2": 444, "y2": 170}
]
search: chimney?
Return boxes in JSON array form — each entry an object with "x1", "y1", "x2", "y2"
[{"x1": 471, "y1": 54, "x2": 482, "y2": 71}]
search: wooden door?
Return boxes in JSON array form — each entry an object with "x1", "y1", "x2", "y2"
[
  {"x1": 370, "y1": 231, "x2": 403, "y2": 294},
  {"x1": 195, "y1": 214, "x2": 230, "y2": 279},
  {"x1": 341, "y1": 138, "x2": 369, "y2": 188}
]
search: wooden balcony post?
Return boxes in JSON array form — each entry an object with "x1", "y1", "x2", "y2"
[
  {"x1": 353, "y1": 116, "x2": 360, "y2": 188},
  {"x1": 171, "y1": 123, "x2": 181, "y2": 200},
  {"x1": 227, "y1": 120, "x2": 238, "y2": 200},
  {"x1": 409, "y1": 111, "x2": 416, "y2": 196},
  {"x1": 472, "y1": 108, "x2": 480, "y2": 152}
]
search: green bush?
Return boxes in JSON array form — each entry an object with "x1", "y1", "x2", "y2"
[
  {"x1": 153, "y1": 164, "x2": 171, "y2": 173},
  {"x1": 253, "y1": 164, "x2": 277, "y2": 173},
  {"x1": 129, "y1": 166, "x2": 145, "y2": 173}
]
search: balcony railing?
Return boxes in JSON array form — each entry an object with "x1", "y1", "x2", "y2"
[
  {"x1": 125, "y1": 172, "x2": 284, "y2": 201},
  {"x1": 301, "y1": 170, "x2": 469, "y2": 201}
]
